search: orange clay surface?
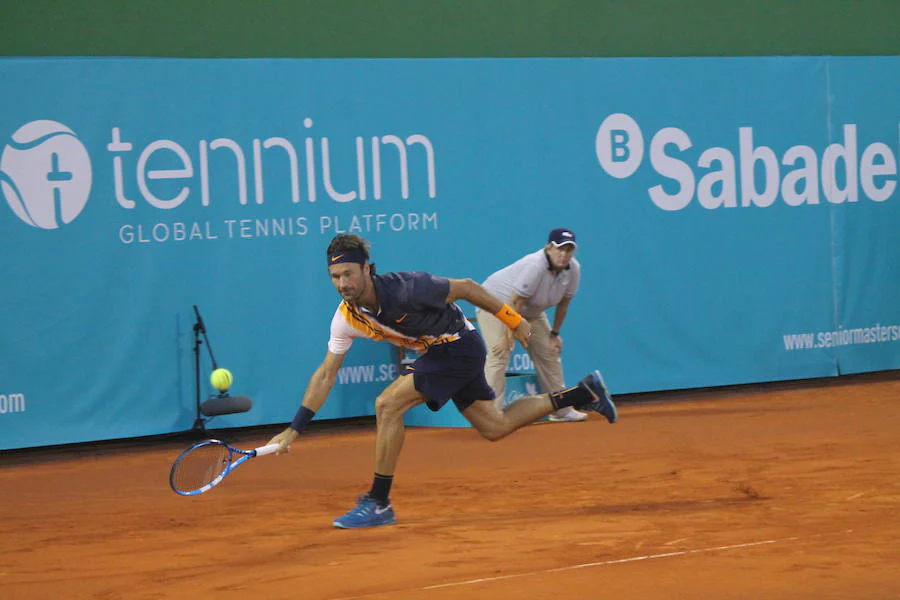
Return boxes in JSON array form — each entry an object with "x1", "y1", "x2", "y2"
[{"x1": 1, "y1": 373, "x2": 899, "y2": 600}]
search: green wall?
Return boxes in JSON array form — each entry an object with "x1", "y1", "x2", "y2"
[{"x1": 2, "y1": 0, "x2": 899, "y2": 58}]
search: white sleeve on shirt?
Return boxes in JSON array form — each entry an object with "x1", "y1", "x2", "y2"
[{"x1": 327, "y1": 306, "x2": 362, "y2": 355}]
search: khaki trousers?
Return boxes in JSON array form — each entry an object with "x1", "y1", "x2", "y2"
[{"x1": 475, "y1": 308, "x2": 565, "y2": 409}]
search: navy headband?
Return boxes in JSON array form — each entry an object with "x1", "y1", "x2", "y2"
[{"x1": 327, "y1": 249, "x2": 367, "y2": 267}]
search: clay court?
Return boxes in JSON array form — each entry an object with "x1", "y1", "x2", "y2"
[{"x1": 2, "y1": 373, "x2": 898, "y2": 600}]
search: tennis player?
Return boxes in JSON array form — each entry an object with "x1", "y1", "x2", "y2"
[{"x1": 268, "y1": 233, "x2": 617, "y2": 529}]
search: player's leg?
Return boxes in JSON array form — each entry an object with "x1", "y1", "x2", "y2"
[
  {"x1": 461, "y1": 367, "x2": 617, "y2": 441},
  {"x1": 460, "y1": 326, "x2": 615, "y2": 439},
  {"x1": 461, "y1": 393, "x2": 555, "y2": 441},
  {"x1": 373, "y1": 373, "x2": 427, "y2": 475},
  {"x1": 475, "y1": 308, "x2": 512, "y2": 409},
  {"x1": 333, "y1": 374, "x2": 425, "y2": 529},
  {"x1": 527, "y1": 314, "x2": 586, "y2": 422},
  {"x1": 463, "y1": 372, "x2": 616, "y2": 440}
]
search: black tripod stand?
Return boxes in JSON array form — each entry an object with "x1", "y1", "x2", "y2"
[{"x1": 192, "y1": 304, "x2": 252, "y2": 431}]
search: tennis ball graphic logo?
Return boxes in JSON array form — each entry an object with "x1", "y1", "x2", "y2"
[{"x1": 0, "y1": 120, "x2": 92, "y2": 229}]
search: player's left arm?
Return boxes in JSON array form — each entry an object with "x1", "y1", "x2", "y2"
[{"x1": 446, "y1": 278, "x2": 531, "y2": 347}]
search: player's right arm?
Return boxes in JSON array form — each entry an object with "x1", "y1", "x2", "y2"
[
  {"x1": 268, "y1": 351, "x2": 345, "y2": 452},
  {"x1": 299, "y1": 350, "x2": 346, "y2": 413},
  {"x1": 269, "y1": 307, "x2": 358, "y2": 453}
]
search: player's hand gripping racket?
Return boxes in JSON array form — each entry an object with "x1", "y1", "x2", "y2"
[{"x1": 169, "y1": 439, "x2": 280, "y2": 496}]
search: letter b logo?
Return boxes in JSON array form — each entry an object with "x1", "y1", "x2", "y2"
[
  {"x1": 611, "y1": 130, "x2": 631, "y2": 161},
  {"x1": 596, "y1": 113, "x2": 643, "y2": 179}
]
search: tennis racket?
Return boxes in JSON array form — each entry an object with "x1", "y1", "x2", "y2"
[{"x1": 169, "y1": 439, "x2": 280, "y2": 496}]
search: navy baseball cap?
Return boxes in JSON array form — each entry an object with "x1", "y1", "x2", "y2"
[{"x1": 548, "y1": 228, "x2": 577, "y2": 248}]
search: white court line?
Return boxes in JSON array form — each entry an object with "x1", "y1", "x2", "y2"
[
  {"x1": 423, "y1": 537, "x2": 798, "y2": 590},
  {"x1": 330, "y1": 536, "x2": 802, "y2": 600}
]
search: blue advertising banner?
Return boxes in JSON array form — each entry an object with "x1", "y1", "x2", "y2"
[
  {"x1": 823, "y1": 57, "x2": 900, "y2": 374},
  {"x1": 1, "y1": 57, "x2": 898, "y2": 449}
]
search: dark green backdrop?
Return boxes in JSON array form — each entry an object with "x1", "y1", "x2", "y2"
[{"x1": 3, "y1": 0, "x2": 899, "y2": 58}]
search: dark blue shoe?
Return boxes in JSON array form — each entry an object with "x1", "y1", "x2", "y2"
[
  {"x1": 333, "y1": 494, "x2": 396, "y2": 529},
  {"x1": 579, "y1": 370, "x2": 618, "y2": 424}
]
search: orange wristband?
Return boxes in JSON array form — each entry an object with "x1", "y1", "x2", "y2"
[{"x1": 494, "y1": 304, "x2": 523, "y2": 329}]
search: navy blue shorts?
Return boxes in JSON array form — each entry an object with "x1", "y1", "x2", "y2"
[{"x1": 403, "y1": 329, "x2": 496, "y2": 412}]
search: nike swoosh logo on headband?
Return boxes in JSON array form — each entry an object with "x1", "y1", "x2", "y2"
[{"x1": 331, "y1": 254, "x2": 345, "y2": 262}]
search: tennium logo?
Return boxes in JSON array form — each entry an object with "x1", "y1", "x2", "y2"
[
  {"x1": 595, "y1": 114, "x2": 899, "y2": 211},
  {"x1": 1, "y1": 120, "x2": 92, "y2": 229},
  {"x1": 2, "y1": 117, "x2": 440, "y2": 243}
]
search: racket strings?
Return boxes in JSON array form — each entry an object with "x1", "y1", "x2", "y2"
[{"x1": 171, "y1": 443, "x2": 231, "y2": 493}]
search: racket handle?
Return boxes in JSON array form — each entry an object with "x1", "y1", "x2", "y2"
[{"x1": 253, "y1": 443, "x2": 281, "y2": 457}]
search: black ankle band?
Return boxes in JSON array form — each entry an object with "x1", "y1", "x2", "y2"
[
  {"x1": 550, "y1": 385, "x2": 592, "y2": 409},
  {"x1": 369, "y1": 473, "x2": 394, "y2": 504}
]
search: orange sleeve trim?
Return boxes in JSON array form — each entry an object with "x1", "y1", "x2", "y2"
[{"x1": 340, "y1": 302, "x2": 429, "y2": 350}]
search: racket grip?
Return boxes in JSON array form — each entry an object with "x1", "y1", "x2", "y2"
[{"x1": 253, "y1": 443, "x2": 281, "y2": 457}]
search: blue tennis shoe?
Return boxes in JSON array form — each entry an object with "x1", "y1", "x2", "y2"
[
  {"x1": 579, "y1": 370, "x2": 618, "y2": 424},
  {"x1": 333, "y1": 494, "x2": 397, "y2": 529}
]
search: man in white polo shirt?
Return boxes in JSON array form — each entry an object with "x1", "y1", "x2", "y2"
[{"x1": 476, "y1": 228, "x2": 587, "y2": 422}]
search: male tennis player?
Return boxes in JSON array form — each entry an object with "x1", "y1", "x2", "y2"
[{"x1": 268, "y1": 233, "x2": 617, "y2": 529}]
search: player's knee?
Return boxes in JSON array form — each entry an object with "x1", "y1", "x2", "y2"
[
  {"x1": 476, "y1": 424, "x2": 509, "y2": 442},
  {"x1": 375, "y1": 393, "x2": 403, "y2": 420}
]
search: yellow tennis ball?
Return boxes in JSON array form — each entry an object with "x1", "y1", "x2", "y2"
[{"x1": 210, "y1": 368, "x2": 233, "y2": 392}]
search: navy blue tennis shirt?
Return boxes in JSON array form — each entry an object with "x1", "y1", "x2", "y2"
[{"x1": 327, "y1": 271, "x2": 474, "y2": 355}]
